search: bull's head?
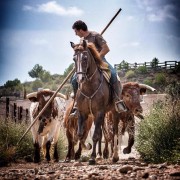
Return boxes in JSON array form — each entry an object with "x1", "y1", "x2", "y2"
[{"x1": 122, "y1": 82, "x2": 156, "y2": 119}]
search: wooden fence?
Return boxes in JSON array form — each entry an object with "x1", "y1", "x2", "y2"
[
  {"x1": 114, "y1": 61, "x2": 179, "y2": 71},
  {"x1": 0, "y1": 97, "x2": 30, "y2": 123}
]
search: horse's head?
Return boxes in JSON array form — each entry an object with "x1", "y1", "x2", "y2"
[{"x1": 70, "y1": 40, "x2": 91, "y2": 83}]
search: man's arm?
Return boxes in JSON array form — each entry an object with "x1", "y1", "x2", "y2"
[{"x1": 99, "y1": 43, "x2": 110, "y2": 58}]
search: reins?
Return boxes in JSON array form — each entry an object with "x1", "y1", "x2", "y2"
[
  {"x1": 86, "y1": 67, "x2": 98, "y2": 81},
  {"x1": 79, "y1": 72, "x2": 104, "y2": 115}
]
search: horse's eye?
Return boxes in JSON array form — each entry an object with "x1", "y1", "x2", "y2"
[{"x1": 83, "y1": 55, "x2": 87, "y2": 60}]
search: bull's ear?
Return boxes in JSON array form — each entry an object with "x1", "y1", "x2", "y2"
[
  {"x1": 26, "y1": 92, "x2": 38, "y2": 102},
  {"x1": 70, "y1": 42, "x2": 75, "y2": 48},
  {"x1": 28, "y1": 97, "x2": 38, "y2": 102},
  {"x1": 140, "y1": 88, "x2": 146, "y2": 95}
]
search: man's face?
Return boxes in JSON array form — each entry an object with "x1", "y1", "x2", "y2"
[{"x1": 74, "y1": 29, "x2": 83, "y2": 38}]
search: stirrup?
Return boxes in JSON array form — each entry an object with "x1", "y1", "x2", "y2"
[{"x1": 115, "y1": 100, "x2": 127, "y2": 113}]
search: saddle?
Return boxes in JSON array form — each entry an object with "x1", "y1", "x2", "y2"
[{"x1": 99, "y1": 64, "x2": 111, "y2": 83}]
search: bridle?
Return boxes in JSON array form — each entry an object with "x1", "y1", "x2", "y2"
[{"x1": 74, "y1": 49, "x2": 98, "y2": 81}]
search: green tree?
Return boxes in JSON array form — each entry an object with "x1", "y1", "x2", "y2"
[
  {"x1": 28, "y1": 64, "x2": 44, "y2": 79},
  {"x1": 151, "y1": 57, "x2": 159, "y2": 68},
  {"x1": 63, "y1": 63, "x2": 74, "y2": 77},
  {"x1": 117, "y1": 60, "x2": 129, "y2": 71},
  {"x1": 31, "y1": 79, "x2": 43, "y2": 91},
  {"x1": 4, "y1": 78, "x2": 21, "y2": 89},
  {"x1": 2, "y1": 79, "x2": 22, "y2": 96},
  {"x1": 39, "y1": 70, "x2": 52, "y2": 83}
]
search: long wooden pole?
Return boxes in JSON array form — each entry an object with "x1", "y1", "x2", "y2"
[
  {"x1": 17, "y1": 8, "x2": 122, "y2": 145},
  {"x1": 100, "y1": 8, "x2": 122, "y2": 35},
  {"x1": 17, "y1": 67, "x2": 75, "y2": 145}
]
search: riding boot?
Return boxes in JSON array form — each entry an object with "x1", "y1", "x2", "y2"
[
  {"x1": 112, "y1": 81, "x2": 127, "y2": 113},
  {"x1": 69, "y1": 100, "x2": 78, "y2": 119}
]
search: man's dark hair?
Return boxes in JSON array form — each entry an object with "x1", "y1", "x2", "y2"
[{"x1": 72, "y1": 20, "x2": 88, "y2": 31}]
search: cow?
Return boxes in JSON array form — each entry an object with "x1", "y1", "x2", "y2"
[
  {"x1": 27, "y1": 89, "x2": 67, "y2": 163},
  {"x1": 64, "y1": 100, "x2": 93, "y2": 162},
  {"x1": 102, "y1": 82, "x2": 156, "y2": 161}
]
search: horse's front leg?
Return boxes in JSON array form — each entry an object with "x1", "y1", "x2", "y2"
[
  {"x1": 89, "y1": 112, "x2": 105, "y2": 165},
  {"x1": 74, "y1": 142, "x2": 82, "y2": 160},
  {"x1": 77, "y1": 113, "x2": 87, "y2": 140},
  {"x1": 97, "y1": 129, "x2": 102, "y2": 160}
]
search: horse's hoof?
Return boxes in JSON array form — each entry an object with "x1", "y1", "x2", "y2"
[
  {"x1": 54, "y1": 159, "x2": 59, "y2": 163},
  {"x1": 74, "y1": 154, "x2": 81, "y2": 161},
  {"x1": 103, "y1": 151, "x2": 109, "y2": 159},
  {"x1": 112, "y1": 157, "x2": 119, "y2": 163},
  {"x1": 103, "y1": 155, "x2": 108, "y2": 159},
  {"x1": 64, "y1": 158, "x2": 71, "y2": 163},
  {"x1": 89, "y1": 158, "x2": 96, "y2": 165},
  {"x1": 96, "y1": 157, "x2": 103, "y2": 161},
  {"x1": 123, "y1": 147, "x2": 131, "y2": 154}
]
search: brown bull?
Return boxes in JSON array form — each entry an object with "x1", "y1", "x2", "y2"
[
  {"x1": 103, "y1": 82, "x2": 156, "y2": 160},
  {"x1": 64, "y1": 101, "x2": 93, "y2": 162},
  {"x1": 27, "y1": 89, "x2": 67, "y2": 163}
]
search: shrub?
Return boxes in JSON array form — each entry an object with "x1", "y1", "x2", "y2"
[
  {"x1": 155, "y1": 73, "x2": 166, "y2": 85},
  {"x1": 0, "y1": 118, "x2": 67, "y2": 166},
  {"x1": 136, "y1": 98, "x2": 180, "y2": 163},
  {"x1": 137, "y1": 66, "x2": 147, "y2": 74},
  {"x1": 165, "y1": 81, "x2": 180, "y2": 101},
  {"x1": 125, "y1": 70, "x2": 136, "y2": 79},
  {"x1": 143, "y1": 78, "x2": 153, "y2": 86},
  {"x1": 0, "y1": 118, "x2": 34, "y2": 166}
]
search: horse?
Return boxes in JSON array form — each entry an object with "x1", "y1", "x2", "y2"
[{"x1": 70, "y1": 40, "x2": 121, "y2": 164}]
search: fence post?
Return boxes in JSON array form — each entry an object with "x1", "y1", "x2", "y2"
[
  {"x1": 13, "y1": 103, "x2": 17, "y2": 122},
  {"x1": 165, "y1": 61, "x2": 167, "y2": 70},
  {"x1": 19, "y1": 106, "x2": 23, "y2": 121},
  {"x1": 25, "y1": 109, "x2": 29, "y2": 123},
  {"x1": 6, "y1": 97, "x2": 9, "y2": 118}
]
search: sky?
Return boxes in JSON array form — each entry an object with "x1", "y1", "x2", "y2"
[{"x1": 0, "y1": 0, "x2": 180, "y2": 86}]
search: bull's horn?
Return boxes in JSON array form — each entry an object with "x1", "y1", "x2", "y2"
[
  {"x1": 56, "y1": 92, "x2": 68, "y2": 100},
  {"x1": 139, "y1": 84, "x2": 156, "y2": 92},
  {"x1": 26, "y1": 92, "x2": 37, "y2": 99}
]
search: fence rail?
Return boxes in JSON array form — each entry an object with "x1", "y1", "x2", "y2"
[
  {"x1": 0, "y1": 97, "x2": 30, "y2": 123},
  {"x1": 114, "y1": 61, "x2": 179, "y2": 71}
]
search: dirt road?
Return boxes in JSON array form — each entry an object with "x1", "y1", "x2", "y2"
[{"x1": 1, "y1": 94, "x2": 179, "y2": 179}]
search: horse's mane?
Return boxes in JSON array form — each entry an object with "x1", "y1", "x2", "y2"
[{"x1": 87, "y1": 43, "x2": 109, "y2": 70}]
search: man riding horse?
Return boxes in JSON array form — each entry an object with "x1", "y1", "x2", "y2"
[{"x1": 70, "y1": 20, "x2": 126, "y2": 117}]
